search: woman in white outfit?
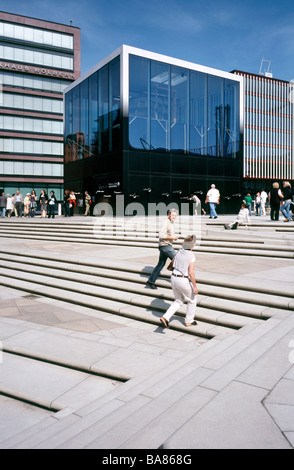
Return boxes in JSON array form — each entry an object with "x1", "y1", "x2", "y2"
[{"x1": 160, "y1": 235, "x2": 198, "y2": 328}]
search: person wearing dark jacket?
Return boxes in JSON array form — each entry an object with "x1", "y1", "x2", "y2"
[
  {"x1": 0, "y1": 192, "x2": 7, "y2": 218},
  {"x1": 280, "y1": 181, "x2": 292, "y2": 222},
  {"x1": 269, "y1": 182, "x2": 283, "y2": 221},
  {"x1": 63, "y1": 190, "x2": 70, "y2": 217},
  {"x1": 47, "y1": 191, "x2": 57, "y2": 218}
]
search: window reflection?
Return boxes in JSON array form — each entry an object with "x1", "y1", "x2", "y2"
[
  {"x1": 151, "y1": 61, "x2": 170, "y2": 151},
  {"x1": 0, "y1": 21, "x2": 73, "y2": 49},
  {"x1": 171, "y1": 66, "x2": 188, "y2": 152},
  {"x1": 129, "y1": 56, "x2": 150, "y2": 150},
  {"x1": 207, "y1": 75, "x2": 222, "y2": 156},
  {"x1": 64, "y1": 57, "x2": 120, "y2": 163},
  {"x1": 0, "y1": 45, "x2": 73, "y2": 70},
  {"x1": 190, "y1": 71, "x2": 206, "y2": 155},
  {"x1": 129, "y1": 55, "x2": 240, "y2": 158}
]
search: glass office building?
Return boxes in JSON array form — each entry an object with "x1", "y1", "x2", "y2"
[
  {"x1": 64, "y1": 46, "x2": 243, "y2": 212},
  {"x1": 0, "y1": 11, "x2": 80, "y2": 200},
  {"x1": 233, "y1": 70, "x2": 294, "y2": 192}
]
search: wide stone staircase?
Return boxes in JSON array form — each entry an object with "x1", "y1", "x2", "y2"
[
  {"x1": 0, "y1": 217, "x2": 294, "y2": 258},
  {"x1": 0, "y1": 217, "x2": 293, "y2": 448},
  {"x1": 0, "y1": 245, "x2": 293, "y2": 340},
  {"x1": 0, "y1": 217, "x2": 293, "y2": 338}
]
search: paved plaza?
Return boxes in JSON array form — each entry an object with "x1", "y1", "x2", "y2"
[{"x1": 0, "y1": 214, "x2": 293, "y2": 449}]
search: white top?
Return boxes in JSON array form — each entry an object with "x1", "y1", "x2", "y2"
[
  {"x1": 173, "y1": 249, "x2": 195, "y2": 276},
  {"x1": 206, "y1": 188, "x2": 220, "y2": 203},
  {"x1": 6, "y1": 197, "x2": 13, "y2": 210},
  {"x1": 260, "y1": 191, "x2": 268, "y2": 202},
  {"x1": 236, "y1": 208, "x2": 250, "y2": 224}
]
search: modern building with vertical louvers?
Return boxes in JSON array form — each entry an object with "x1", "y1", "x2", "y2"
[
  {"x1": 0, "y1": 11, "x2": 80, "y2": 201},
  {"x1": 233, "y1": 70, "x2": 294, "y2": 192}
]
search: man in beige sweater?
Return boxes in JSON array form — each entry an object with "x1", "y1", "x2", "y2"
[{"x1": 146, "y1": 209, "x2": 178, "y2": 290}]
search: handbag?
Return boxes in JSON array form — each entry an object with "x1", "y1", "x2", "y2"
[{"x1": 167, "y1": 258, "x2": 174, "y2": 271}]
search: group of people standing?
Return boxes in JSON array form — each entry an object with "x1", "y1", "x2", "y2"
[
  {"x1": 244, "y1": 181, "x2": 293, "y2": 222},
  {"x1": 193, "y1": 181, "x2": 293, "y2": 223},
  {"x1": 0, "y1": 190, "x2": 57, "y2": 218},
  {"x1": 0, "y1": 189, "x2": 92, "y2": 219}
]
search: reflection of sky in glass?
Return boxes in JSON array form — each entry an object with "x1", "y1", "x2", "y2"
[{"x1": 129, "y1": 55, "x2": 240, "y2": 157}]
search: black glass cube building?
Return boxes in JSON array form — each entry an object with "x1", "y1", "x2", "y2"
[{"x1": 64, "y1": 45, "x2": 243, "y2": 213}]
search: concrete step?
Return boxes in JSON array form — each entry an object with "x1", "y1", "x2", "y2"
[
  {"x1": 0, "y1": 250, "x2": 292, "y2": 313},
  {"x1": 0, "y1": 265, "x2": 253, "y2": 338},
  {"x1": 1, "y1": 225, "x2": 292, "y2": 252},
  {"x1": 0, "y1": 249, "x2": 288, "y2": 329},
  {"x1": 0, "y1": 221, "x2": 293, "y2": 257},
  {"x1": 0, "y1": 248, "x2": 291, "y2": 299},
  {"x1": 0, "y1": 351, "x2": 122, "y2": 414},
  {"x1": 61, "y1": 315, "x2": 294, "y2": 449},
  {"x1": 11, "y1": 314, "x2": 289, "y2": 449},
  {"x1": 0, "y1": 258, "x2": 286, "y2": 327},
  {"x1": 1, "y1": 323, "x2": 245, "y2": 449}
]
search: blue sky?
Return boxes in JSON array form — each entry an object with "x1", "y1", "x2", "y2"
[{"x1": 2, "y1": 0, "x2": 294, "y2": 81}]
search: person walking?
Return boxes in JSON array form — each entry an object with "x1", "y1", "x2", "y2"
[
  {"x1": 47, "y1": 191, "x2": 57, "y2": 218},
  {"x1": 205, "y1": 184, "x2": 220, "y2": 219},
  {"x1": 269, "y1": 182, "x2": 283, "y2": 221},
  {"x1": 0, "y1": 192, "x2": 7, "y2": 218},
  {"x1": 146, "y1": 209, "x2": 178, "y2": 289},
  {"x1": 160, "y1": 235, "x2": 198, "y2": 328},
  {"x1": 280, "y1": 181, "x2": 292, "y2": 222}
]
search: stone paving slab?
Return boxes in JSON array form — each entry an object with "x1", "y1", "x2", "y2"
[
  {"x1": 164, "y1": 381, "x2": 292, "y2": 449},
  {"x1": 0, "y1": 395, "x2": 53, "y2": 445}
]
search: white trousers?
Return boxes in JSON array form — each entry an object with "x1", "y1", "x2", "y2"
[{"x1": 163, "y1": 276, "x2": 197, "y2": 324}]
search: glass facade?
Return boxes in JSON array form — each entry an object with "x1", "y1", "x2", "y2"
[
  {"x1": 64, "y1": 56, "x2": 120, "y2": 162},
  {"x1": 2, "y1": 93, "x2": 63, "y2": 113},
  {"x1": 0, "y1": 161, "x2": 63, "y2": 177},
  {"x1": 0, "y1": 138, "x2": 63, "y2": 155},
  {"x1": 129, "y1": 55, "x2": 240, "y2": 158},
  {"x1": 0, "y1": 115, "x2": 63, "y2": 134},
  {"x1": 0, "y1": 45, "x2": 73, "y2": 70},
  {"x1": 0, "y1": 71, "x2": 69, "y2": 93},
  {"x1": 0, "y1": 21, "x2": 74, "y2": 49},
  {"x1": 64, "y1": 46, "x2": 242, "y2": 212}
]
